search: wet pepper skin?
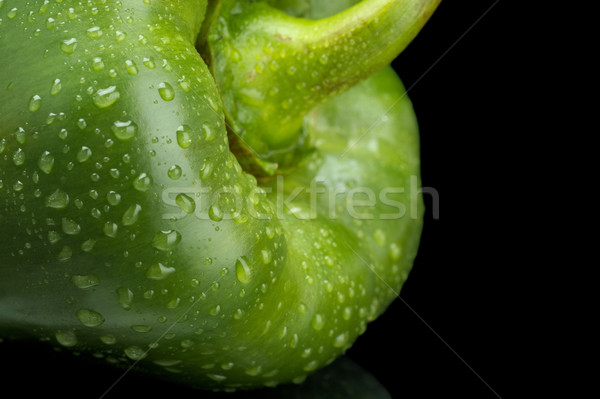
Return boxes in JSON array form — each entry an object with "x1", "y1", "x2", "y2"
[{"x1": 0, "y1": 0, "x2": 439, "y2": 390}]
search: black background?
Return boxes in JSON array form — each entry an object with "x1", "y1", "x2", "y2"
[
  {"x1": 354, "y1": 1, "x2": 516, "y2": 397},
  {"x1": 1, "y1": 1, "x2": 520, "y2": 398}
]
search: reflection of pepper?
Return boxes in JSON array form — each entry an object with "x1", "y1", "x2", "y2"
[{"x1": 0, "y1": 0, "x2": 438, "y2": 390}]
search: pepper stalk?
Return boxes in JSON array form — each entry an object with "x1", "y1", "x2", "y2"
[{"x1": 206, "y1": 0, "x2": 441, "y2": 171}]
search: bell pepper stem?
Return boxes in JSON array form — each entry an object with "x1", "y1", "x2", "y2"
[{"x1": 208, "y1": 0, "x2": 440, "y2": 166}]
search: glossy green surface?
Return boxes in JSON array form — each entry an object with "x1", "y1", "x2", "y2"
[{"x1": 0, "y1": 0, "x2": 435, "y2": 391}]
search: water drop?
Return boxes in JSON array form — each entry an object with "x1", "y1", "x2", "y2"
[
  {"x1": 167, "y1": 165, "x2": 182, "y2": 180},
  {"x1": 143, "y1": 57, "x2": 155, "y2": 69},
  {"x1": 235, "y1": 256, "x2": 252, "y2": 284},
  {"x1": 202, "y1": 123, "x2": 214, "y2": 141},
  {"x1": 283, "y1": 334, "x2": 297, "y2": 351},
  {"x1": 100, "y1": 335, "x2": 116, "y2": 345},
  {"x1": 153, "y1": 359, "x2": 181, "y2": 369},
  {"x1": 206, "y1": 95, "x2": 219, "y2": 112},
  {"x1": 81, "y1": 239, "x2": 96, "y2": 252},
  {"x1": 104, "y1": 138, "x2": 114, "y2": 149},
  {"x1": 132, "y1": 173, "x2": 153, "y2": 192},
  {"x1": 103, "y1": 222, "x2": 118, "y2": 238},
  {"x1": 152, "y1": 230, "x2": 181, "y2": 251},
  {"x1": 92, "y1": 57, "x2": 105, "y2": 71},
  {"x1": 333, "y1": 332, "x2": 349, "y2": 348},
  {"x1": 38, "y1": 151, "x2": 55, "y2": 174},
  {"x1": 303, "y1": 360, "x2": 319, "y2": 372},
  {"x1": 178, "y1": 77, "x2": 191, "y2": 92},
  {"x1": 12, "y1": 148, "x2": 25, "y2": 166},
  {"x1": 122, "y1": 204, "x2": 142, "y2": 226},
  {"x1": 111, "y1": 120, "x2": 138, "y2": 140},
  {"x1": 15, "y1": 127, "x2": 27, "y2": 144},
  {"x1": 29, "y1": 95, "x2": 42, "y2": 112},
  {"x1": 157, "y1": 82, "x2": 175, "y2": 101},
  {"x1": 124, "y1": 346, "x2": 146, "y2": 360},
  {"x1": 146, "y1": 263, "x2": 176, "y2": 280},
  {"x1": 93, "y1": 86, "x2": 120, "y2": 108},
  {"x1": 209, "y1": 305, "x2": 221, "y2": 316},
  {"x1": 45, "y1": 189, "x2": 69, "y2": 209},
  {"x1": 143, "y1": 290, "x2": 155, "y2": 299},
  {"x1": 77, "y1": 146, "x2": 92, "y2": 163},
  {"x1": 166, "y1": 297, "x2": 180, "y2": 309},
  {"x1": 50, "y1": 79, "x2": 62, "y2": 96},
  {"x1": 76, "y1": 309, "x2": 105, "y2": 327},
  {"x1": 62, "y1": 217, "x2": 81, "y2": 235},
  {"x1": 233, "y1": 309, "x2": 244, "y2": 320},
  {"x1": 46, "y1": 17, "x2": 55, "y2": 30},
  {"x1": 106, "y1": 191, "x2": 121, "y2": 206},
  {"x1": 311, "y1": 313, "x2": 325, "y2": 331},
  {"x1": 131, "y1": 325, "x2": 151, "y2": 333},
  {"x1": 301, "y1": 348, "x2": 312, "y2": 358},
  {"x1": 261, "y1": 249, "x2": 272, "y2": 264},
  {"x1": 58, "y1": 128, "x2": 68, "y2": 140},
  {"x1": 390, "y1": 242, "x2": 402, "y2": 261},
  {"x1": 200, "y1": 160, "x2": 213, "y2": 180},
  {"x1": 115, "y1": 30, "x2": 127, "y2": 42},
  {"x1": 7, "y1": 7, "x2": 17, "y2": 19},
  {"x1": 161, "y1": 59, "x2": 172, "y2": 71},
  {"x1": 57, "y1": 245, "x2": 72, "y2": 261},
  {"x1": 245, "y1": 366, "x2": 262, "y2": 376},
  {"x1": 176, "y1": 125, "x2": 192, "y2": 148},
  {"x1": 86, "y1": 26, "x2": 103, "y2": 38},
  {"x1": 72, "y1": 274, "x2": 99, "y2": 289},
  {"x1": 47, "y1": 231, "x2": 61, "y2": 244},
  {"x1": 176, "y1": 193, "x2": 195, "y2": 214},
  {"x1": 343, "y1": 307, "x2": 352, "y2": 320},
  {"x1": 207, "y1": 374, "x2": 226, "y2": 382},
  {"x1": 55, "y1": 331, "x2": 77, "y2": 347},
  {"x1": 208, "y1": 204, "x2": 223, "y2": 222},
  {"x1": 60, "y1": 38, "x2": 78, "y2": 54},
  {"x1": 125, "y1": 60, "x2": 138, "y2": 75},
  {"x1": 279, "y1": 326, "x2": 288, "y2": 339},
  {"x1": 374, "y1": 229, "x2": 386, "y2": 246}
]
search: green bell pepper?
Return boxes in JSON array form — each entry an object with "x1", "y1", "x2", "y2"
[{"x1": 0, "y1": 0, "x2": 439, "y2": 391}]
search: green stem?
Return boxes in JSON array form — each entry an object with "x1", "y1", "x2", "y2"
[{"x1": 208, "y1": 0, "x2": 440, "y2": 167}]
